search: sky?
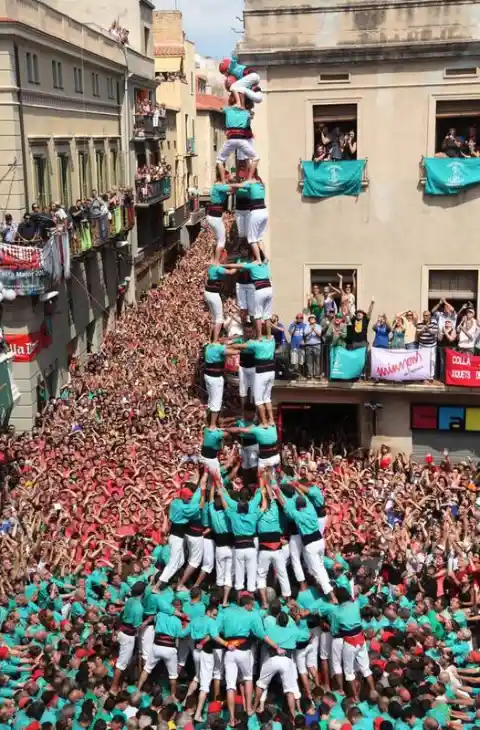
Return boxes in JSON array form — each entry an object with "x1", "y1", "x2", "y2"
[{"x1": 154, "y1": 0, "x2": 244, "y2": 58}]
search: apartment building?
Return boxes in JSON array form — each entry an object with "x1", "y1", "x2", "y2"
[
  {"x1": 0, "y1": 0, "x2": 145, "y2": 431},
  {"x1": 153, "y1": 10, "x2": 205, "y2": 257},
  {"x1": 240, "y1": 0, "x2": 480, "y2": 459},
  {"x1": 53, "y1": 0, "x2": 172, "y2": 295}
]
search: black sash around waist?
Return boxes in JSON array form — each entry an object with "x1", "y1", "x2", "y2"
[
  {"x1": 240, "y1": 434, "x2": 257, "y2": 447},
  {"x1": 238, "y1": 270, "x2": 251, "y2": 284},
  {"x1": 200, "y1": 638, "x2": 214, "y2": 654},
  {"x1": 296, "y1": 639, "x2": 310, "y2": 650},
  {"x1": 207, "y1": 205, "x2": 225, "y2": 217},
  {"x1": 259, "y1": 443, "x2": 279, "y2": 460},
  {"x1": 226, "y1": 636, "x2": 253, "y2": 650},
  {"x1": 119, "y1": 623, "x2": 136, "y2": 636},
  {"x1": 250, "y1": 200, "x2": 266, "y2": 210},
  {"x1": 338, "y1": 626, "x2": 363, "y2": 638},
  {"x1": 201, "y1": 446, "x2": 218, "y2": 459},
  {"x1": 302, "y1": 530, "x2": 321, "y2": 546},
  {"x1": 235, "y1": 199, "x2": 250, "y2": 212},
  {"x1": 286, "y1": 520, "x2": 299, "y2": 537},
  {"x1": 256, "y1": 359, "x2": 275, "y2": 374},
  {"x1": 186, "y1": 521, "x2": 204, "y2": 536},
  {"x1": 315, "y1": 505, "x2": 326, "y2": 518},
  {"x1": 254, "y1": 279, "x2": 271, "y2": 290},
  {"x1": 205, "y1": 280, "x2": 222, "y2": 293},
  {"x1": 205, "y1": 364, "x2": 224, "y2": 378},
  {"x1": 234, "y1": 535, "x2": 255, "y2": 549},
  {"x1": 154, "y1": 633, "x2": 176, "y2": 647},
  {"x1": 226, "y1": 129, "x2": 252, "y2": 139},
  {"x1": 213, "y1": 532, "x2": 233, "y2": 547},
  {"x1": 170, "y1": 523, "x2": 186, "y2": 538},
  {"x1": 240, "y1": 353, "x2": 256, "y2": 369},
  {"x1": 258, "y1": 531, "x2": 281, "y2": 550}
]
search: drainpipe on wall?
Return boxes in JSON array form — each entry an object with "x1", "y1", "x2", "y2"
[{"x1": 13, "y1": 42, "x2": 30, "y2": 208}]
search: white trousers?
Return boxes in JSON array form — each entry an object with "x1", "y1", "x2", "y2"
[
  {"x1": 235, "y1": 209, "x2": 250, "y2": 239},
  {"x1": 254, "y1": 287, "x2": 273, "y2": 321},
  {"x1": 207, "y1": 215, "x2": 226, "y2": 248},
  {"x1": 308, "y1": 627, "x2": 322, "y2": 670},
  {"x1": 186, "y1": 533, "x2": 204, "y2": 569},
  {"x1": 241, "y1": 443, "x2": 259, "y2": 470},
  {"x1": 204, "y1": 291, "x2": 223, "y2": 325},
  {"x1": 198, "y1": 650, "x2": 215, "y2": 692},
  {"x1": 201, "y1": 537, "x2": 215, "y2": 574},
  {"x1": 331, "y1": 637, "x2": 344, "y2": 675},
  {"x1": 257, "y1": 655, "x2": 297, "y2": 694},
  {"x1": 254, "y1": 369, "x2": 275, "y2": 405},
  {"x1": 258, "y1": 453, "x2": 280, "y2": 468},
  {"x1": 205, "y1": 374, "x2": 224, "y2": 412},
  {"x1": 116, "y1": 631, "x2": 136, "y2": 671},
  {"x1": 199, "y1": 454, "x2": 221, "y2": 478},
  {"x1": 288, "y1": 534, "x2": 305, "y2": 582},
  {"x1": 144, "y1": 644, "x2": 178, "y2": 678},
  {"x1": 230, "y1": 73, "x2": 263, "y2": 104},
  {"x1": 217, "y1": 138, "x2": 259, "y2": 164},
  {"x1": 216, "y1": 544, "x2": 233, "y2": 587},
  {"x1": 141, "y1": 624, "x2": 155, "y2": 663},
  {"x1": 239, "y1": 365, "x2": 255, "y2": 398},
  {"x1": 303, "y1": 538, "x2": 332, "y2": 595},
  {"x1": 234, "y1": 546, "x2": 257, "y2": 592},
  {"x1": 320, "y1": 631, "x2": 333, "y2": 661},
  {"x1": 343, "y1": 640, "x2": 371, "y2": 682},
  {"x1": 296, "y1": 642, "x2": 317, "y2": 675},
  {"x1": 159, "y1": 534, "x2": 185, "y2": 583},
  {"x1": 236, "y1": 282, "x2": 255, "y2": 315},
  {"x1": 225, "y1": 648, "x2": 253, "y2": 690},
  {"x1": 213, "y1": 647, "x2": 224, "y2": 680},
  {"x1": 257, "y1": 549, "x2": 291, "y2": 597},
  {"x1": 248, "y1": 208, "x2": 268, "y2": 244}
]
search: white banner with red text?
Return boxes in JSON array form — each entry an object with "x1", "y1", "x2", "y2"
[{"x1": 370, "y1": 346, "x2": 436, "y2": 381}]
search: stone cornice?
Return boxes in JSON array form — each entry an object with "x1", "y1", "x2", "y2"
[
  {"x1": 239, "y1": 39, "x2": 480, "y2": 67},
  {"x1": 243, "y1": 0, "x2": 480, "y2": 15}
]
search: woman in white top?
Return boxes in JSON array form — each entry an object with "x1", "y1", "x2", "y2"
[{"x1": 456, "y1": 306, "x2": 479, "y2": 353}]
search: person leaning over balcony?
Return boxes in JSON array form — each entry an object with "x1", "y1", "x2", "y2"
[
  {"x1": 15, "y1": 213, "x2": 39, "y2": 244},
  {"x1": 342, "y1": 130, "x2": 357, "y2": 160},
  {"x1": 389, "y1": 316, "x2": 406, "y2": 349},
  {"x1": 348, "y1": 299, "x2": 374, "y2": 351},
  {"x1": 437, "y1": 319, "x2": 457, "y2": 378},
  {"x1": 399, "y1": 310, "x2": 418, "y2": 350},
  {"x1": 303, "y1": 314, "x2": 323, "y2": 379},
  {"x1": 372, "y1": 314, "x2": 391, "y2": 349},
  {"x1": 288, "y1": 314, "x2": 308, "y2": 375},
  {"x1": 456, "y1": 306, "x2": 479, "y2": 355}
]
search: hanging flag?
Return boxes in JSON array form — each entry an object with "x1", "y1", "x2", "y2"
[
  {"x1": 329, "y1": 346, "x2": 367, "y2": 380},
  {"x1": 424, "y1": 157, "x2": 480, "y2": 195},
  {"x1": 302, "y1": 160, "x2": 366, "y2": 198}
]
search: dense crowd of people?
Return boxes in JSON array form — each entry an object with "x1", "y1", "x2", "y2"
[
  {"x1": 1, "y1": 53, "x2": 480, "y2": 730},
  {"x1": 135, "y1": 164, "x2": 171, "y2": 202}
]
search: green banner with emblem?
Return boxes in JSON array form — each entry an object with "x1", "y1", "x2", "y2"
[
  {"x1": 424, "y1": 157, "x2": 480, "y2": 195},
  {"x1": 302, "y1": 160, "x2": 366, "y2": 198}
]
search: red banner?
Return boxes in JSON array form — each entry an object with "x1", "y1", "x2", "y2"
[
  {"x1": 445, "y1": 349, "x2": 480, "y2": 387},
  {"x1": 5, "y1": 326, "x2": 51, "y2": 362}
]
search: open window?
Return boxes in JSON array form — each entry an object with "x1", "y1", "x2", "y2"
[
  {"x1": 428, "y1": 269, "x2": 478, "y2": 314},
  {"x1": 312, "y1": 103, "x2": 358, "y2": 161},
  {"x1": 309, "y1": 268, "x2": 357, "y2": 309},
  {"x1": 435, "y1": 99, "x2": 480, "y2": 155}
]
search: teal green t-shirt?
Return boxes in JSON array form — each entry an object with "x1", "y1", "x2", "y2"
[
  {"x1": 121, "y1": 596, "x2": 144, "y2": 629},
  {"x1": 246, "y1": 337, "x2": 275, "y2": 362},
  {"x1": 205, "y1": 343, "x2": 226, "y2": 365},
  {"x1": 210, "y1": 183, "x2": 231, "y2": 205},
  {"x1": 224, "y1": 106, "x2": 250, "y2": 130},
  {"x1": 250, "y1": 424, "x2": 277, "y2": 446},
  {"x1": 242, "y1": 261, "x2": 271, "y2": 282},
  {"x1": 202, "y1": 427, "x2": 224, "y2": 452},
  {"x1": 207, "y1": 265, "x2": 227, "y2": 281}
]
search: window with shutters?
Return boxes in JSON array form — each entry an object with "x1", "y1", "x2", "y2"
[
  {"x1": 428, "y1": 269, "x2": 478, "y2": 313},
  {"x1": 435, "y1": 99, "x2": 480, "y2": 155}
]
